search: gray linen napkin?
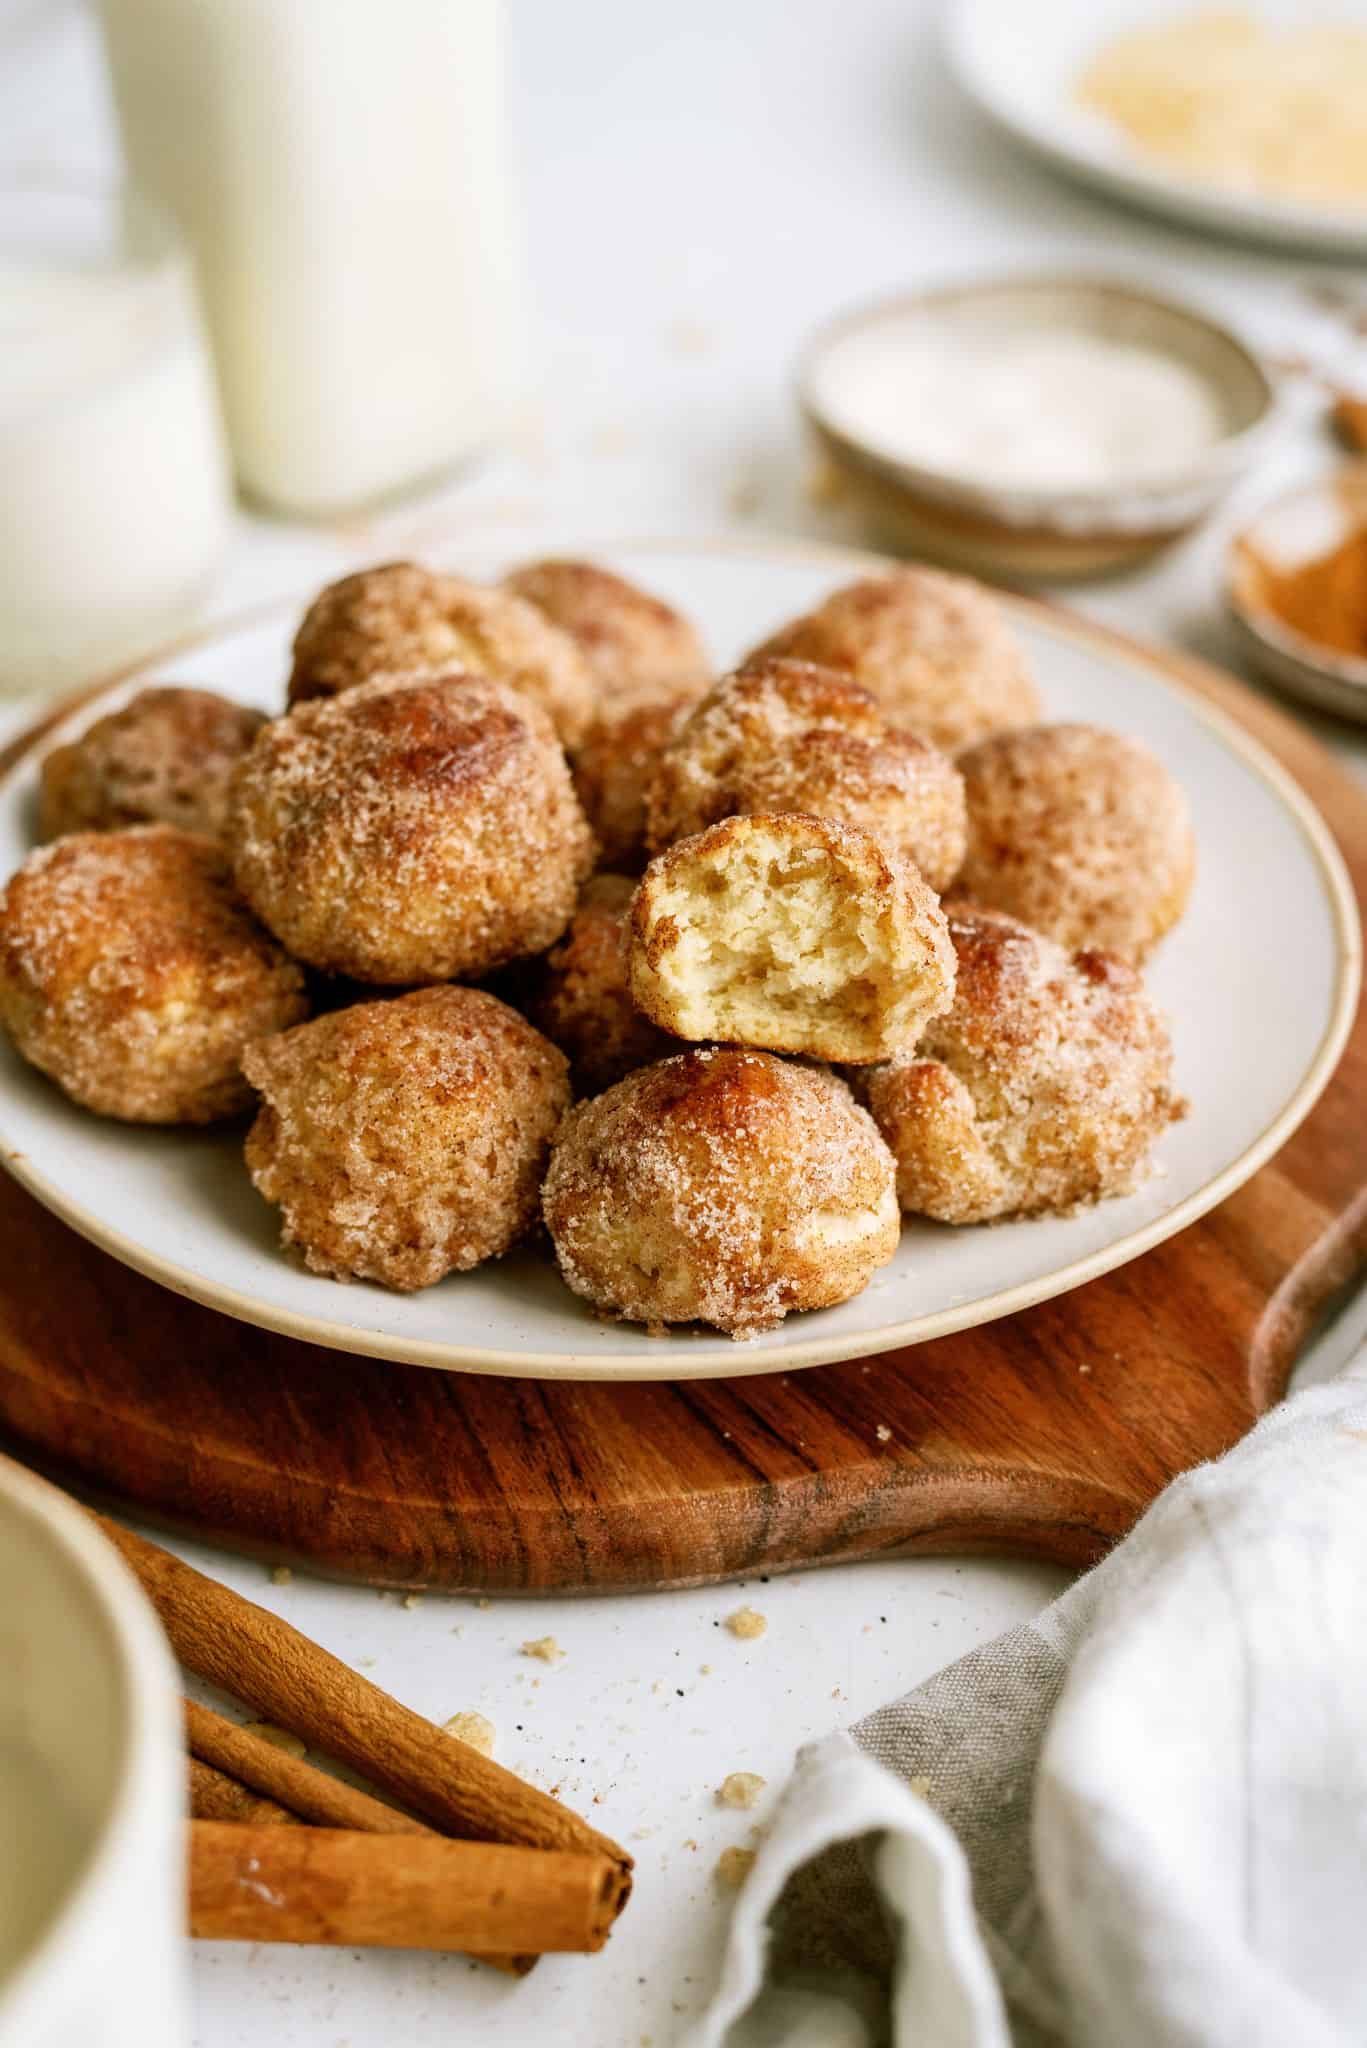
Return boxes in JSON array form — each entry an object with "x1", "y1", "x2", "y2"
[{"x1": 687, "y1": 1348, "x2": 1367, "y2": 2048}]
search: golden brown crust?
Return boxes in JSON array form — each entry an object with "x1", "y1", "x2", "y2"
[
  {"x1": 243, "y1": 986, "x2": 569, "y2": 1291},
  {"x1": 287, "y1": 562, "x2": 595, "y2": 746},
  {"x1": 645, "y1": 658, "x2": 966, "y2": 888},
  {"x1": 956, "y1": 723, "x2": 1196, "y2": 962},
  {"x1": 542, "y1": 1047, "x2": 899, "y2": 1335},
  {"x1": 228, "y1": 671, "x2": 595, "y2": 986},
  {"x1": 625, "y1": 812, "x2": 955, "y2": 1064},
  {"x1": 524, "y1": 875, "x2": 675, "y2": 1095},
  {"x1": 0, "y1": 825, "x2": 308, "y2": 1122},
  {"x1": 503, "y1": 558, "x2": 709, "y2": 702},
  {"x1": 860, "y1": 903, "x2": 1184, "y2": 1222},
  {"x1": 39, "y1": 688, "x2": 266, "y2": 843},
  {"x1": 746, "y1": 567, "x2": 1039, "y2": 752},
  {"x1": 571, "y1": 688, "x2": 704, "y2": 871}
]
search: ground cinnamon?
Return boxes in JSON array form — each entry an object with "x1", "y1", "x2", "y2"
[{"x1": 1245, "y1": 523, "x2": 1367, "y2": 657}]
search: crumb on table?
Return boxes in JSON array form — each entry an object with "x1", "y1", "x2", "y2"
[
  {"x1": 725, "y1": 1605, "x2": 767, "y2": 1641},
  {"x1": 717, "y1": 1771, "x2": 766, "y2": 1810},
  {"x1": 269, "y1": 1564, "x2": 293, "y2": 1585},
  {"x1": 242, "y1": 1722, "x2": 307, "y2": 1759},
  {"x1": 716, "y1": 1846, "x2": 757, "y2": 1890},
  {"x1": 444, "y1": 1710, "x2": 496, "y2": 1756},
  {"x1": 521, "y1": 1635, "x2": 565, "y2": 1664}
]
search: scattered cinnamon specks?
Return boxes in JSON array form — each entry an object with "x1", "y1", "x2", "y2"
[
  {"x1": 444, "y1": 1711, "x2": 496, "y2": 1756},
  {"x1": 716, "y1": 1846, "x2": 757, "y2": 1889},
  {"x1": 242, "y1": 1722, "x2": 307, "y2": 1759},
  {"x1": 717, "y1": 1772, "x2": 766, "y2": 1811},
  {"x1": 725, "y1": 1606, "x2": 767, "y2": 1640},
  {"x1": 521, "y1": 1635, "x2": 565, "y2": 1664}
]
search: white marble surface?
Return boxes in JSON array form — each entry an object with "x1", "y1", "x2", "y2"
[{"x1": 2, "y1": 3, "x2": 1366, "y2": 2045}]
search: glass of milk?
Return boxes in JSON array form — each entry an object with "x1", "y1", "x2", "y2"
[
  {"x1": 0, "y1": 179, "x2": 231, "y2": 697},
  {"x1": 99, "y1": 0, "x2": 524, "y2": 518}
]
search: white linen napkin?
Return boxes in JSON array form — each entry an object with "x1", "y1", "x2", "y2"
[{"x1": 687, "y1": 1347, "x2": 1367, "y2": 2048}]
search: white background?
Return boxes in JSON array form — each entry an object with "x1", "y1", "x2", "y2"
[{"x1": 3, "y1": 3, "x2": 1367, "y2": 2045}]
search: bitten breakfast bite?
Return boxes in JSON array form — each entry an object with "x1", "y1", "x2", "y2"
[
  {"x1": 542, "y1": 1048, "x2": 899, "y2": 1336},
  {"x1": 860, "y1": 904, "x2": 1184, "y2": 1222},
  {"x1": 524, "y1": 874, "x2": 675, "y2": 1096},
  {"x1": 745, "y1": 565, "x2": 1040, "y2": 753},
  {"x1": 0, "y1": 825, "x2": 307, "y2": 1122},
  {"x1": 626, "y1": 813, "x2": 955, "y2": 1064},
  {"x1": 503, "y1": 557, "x2": 710, "y2": 700},
  {"x1": 645, "y1": 657, "x2": 967, "y2": 888},
  {"x1": 228, "y1": 671, "x2": 595, "y2": 985},
  {"x1": 286, "y1": 561, "x2": 595, "y2": 745},
  {"x1": 243, "y1": 986, "x2": 569, "y2": 1291},
  {"x1": 39, "y1": 687, "x2": 266, "y2": 843},
  {"x1": 570, "y1": 688, "x2": 704, "y2": 870},
  {"x1": 956, "y1": 722, "x2": 1195, "y2": 962}
]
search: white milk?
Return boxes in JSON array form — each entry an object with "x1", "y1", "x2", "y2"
[
  {"x1": 0, "y1": 251, "x2": 230, "y2": 694},
  {"x1": 99, "y1": 0, "x2": 523, "y2": 516}
]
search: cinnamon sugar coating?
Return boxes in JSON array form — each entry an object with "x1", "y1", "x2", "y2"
[
  {"x1": 571, "y1": 687, "x2": 703, "y2": 871},
  {"x1": 39, "y1": 688, "x2": 267, "y2": 843},
  {"x1": 859, "y1": 904, "x2": 1184, "y2": 1223},
  {"x1": 287, "y1": 562, "x2": 595, "y2": 746},
  {"x1": 524, "y1": 874, "x2": 675, "y2": 1095},
  {"x1": 0, "y1": 825, "x2": 307, "y2": 1122},
  {"x1": 626, "y1": 813, "x2": 955, "y2": 1065},
  {"x1": 503, "y1": 558, "x2": 709, "y2": 702},
  {"x1": 542, "y1": 1047, "x2": 899, "y2": 1336},
  {"x1": 746, "y1": 566, "x2": 1039, "y2": 753},
  {"x1": 956, "y1": 723, "x2": 1195, "y2": 963},
  {"x1": 227, "y1": 671, "x2": 595, "y2": 985},
  {"x1": 645, "y1": 658, "x2": 966, "y2": 888},
  {"x1": 244, "y1": 986, "x2": 569, "y2": 1291}
]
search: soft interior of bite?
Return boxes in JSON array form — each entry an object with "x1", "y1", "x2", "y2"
[{"x1": 654, "y1": 838, "x2": 886, "y2": 1042}]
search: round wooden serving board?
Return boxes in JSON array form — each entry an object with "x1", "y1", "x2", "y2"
[{"x1": 0, "y1": 619, "x2": 1363, "y2": 1591}]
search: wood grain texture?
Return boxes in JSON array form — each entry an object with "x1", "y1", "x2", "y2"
[{"x1": 0, "y1": 623, "x2": 1362, "y2": 1587}]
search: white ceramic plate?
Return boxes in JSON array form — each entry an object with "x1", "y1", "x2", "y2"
[
  {"x1": 946, "y1": 0, "x2": 1367, "y2": 257},
  {"x1": 0, "y1": 539, "x2": 1357, "y2": 1380}
]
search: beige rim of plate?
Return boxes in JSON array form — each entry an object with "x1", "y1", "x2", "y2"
[{"x1": 0, "y1": 535, "x2": 1360, "y2": 1379}]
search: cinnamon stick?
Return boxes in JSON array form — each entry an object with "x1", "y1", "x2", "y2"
[
  {"x1": 189, "y1": 1822, "x2": 624, "y2": 1953},
  {"x1": 185, "y1": 1699, "x2": 431, "y2": 1837},
  {"x1": 95, "y1": 1516, "x2": 627, "y2": 1886},
  {"x1": 189, "y1": 1756, "x2": 297, "y2": 1827}
]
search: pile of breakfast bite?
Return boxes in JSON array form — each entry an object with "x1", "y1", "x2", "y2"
[{"x1": 0, "y1": 559, "x2": 1192, "y2": 1338}]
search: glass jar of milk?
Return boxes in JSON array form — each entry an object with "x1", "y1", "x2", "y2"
[
  {"x1": 0, "y1": 180, "x2": 230, "y2": 697},
  {"x1": 98, "y1": 0, "x2": 523, "y2": 519}
]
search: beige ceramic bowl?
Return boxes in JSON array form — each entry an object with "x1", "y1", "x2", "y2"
[
  {"x1": 0, "y1": 1457, "x2": 187, "y2": 2048},
  {"x1": 800, "y1": 276, "x2": 1276, "y2": 580},
  {"x1": 1228, "y1": 468, "x2": 1367, "y2": 728}
]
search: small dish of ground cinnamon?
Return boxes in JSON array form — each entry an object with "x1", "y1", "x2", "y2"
[{"x1": 1228, "y1": 467, "x2": 1367, "y2": 727}]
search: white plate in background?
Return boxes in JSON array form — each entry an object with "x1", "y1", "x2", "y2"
[
  {"x1": 946, "y1": 0, "x2": 1367, "y2": 257},
  {"x1": 0, "y1": 539, "x2": 1356, "y2": 1379}
]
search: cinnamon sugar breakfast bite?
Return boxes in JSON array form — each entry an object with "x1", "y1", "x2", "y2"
[
  {"x1": 0, "y1": 825, "x2": 307, "y2": 1122},
  {"x1": 228, "y1": 670, "x2": 595, "y2": 985},
  {"x1": 956, "y1": 723, "x2": 1195, "y2": 962},
  {"x1": 626, "y1": 812, "x2": 955, "y2": 1064},
  {"x1": 860, "y1": 904, "x2": 1183, "y2": 1224},
  {"x1": 542, "y1": 1048, "x2": 899, "y2": 1336},
  {"x1": 569, "y1": 687, "x2": 704, "y2": 871},
  {"x1": 287, "y1": 561, "x2": 595, "y2": 746},
  {"x1": 746, "y1": 565, "x2": 1040, "y2": 753},
  {"x1": 503, "y1": 558, "x2": 709, "y2": 701},
  {"x1": 39, "y1": 687, "x2": 266, "y2": 843},
  {"x1": 524, "y1": 874, "x2": 675, "y2": 1095},
  {"x1": 645, "y1": 657, "x2": 966, "y2": 888},
  {"x1": 243, "y1": 987, "x2": 569, "y2": 1291}
]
